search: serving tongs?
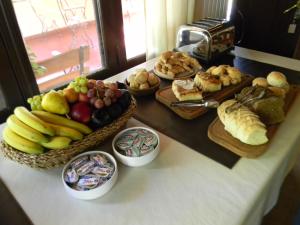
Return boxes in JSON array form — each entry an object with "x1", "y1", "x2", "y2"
[
  {"x1": 225, "y1": 88, "x2": 266, "y2": 113},
  {"x1": 170, "y1": 99, "x2": 219, "y2": 108}
]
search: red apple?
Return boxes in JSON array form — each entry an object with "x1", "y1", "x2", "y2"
[
  {"x1": 70, "y1": 102, "x2": 92, "y2": 123},
  {"x1": 78, "y1": 93, "x2": 89, "y2": 103}
]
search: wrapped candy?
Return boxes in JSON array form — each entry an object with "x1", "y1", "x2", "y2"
[
  {"x1": 115, "y1": 129, "x2": 158, "y2": 157},
  {"x1": 64, "y1": 153, "x2": 115, "y2": 191}
]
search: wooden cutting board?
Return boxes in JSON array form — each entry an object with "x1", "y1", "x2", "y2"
[
  {"x1": 208, "y1": 85, "x2": 300, "y2": 158},
  {"x1": 155, "y1": 74, "x2": 254, "y2": 120}
]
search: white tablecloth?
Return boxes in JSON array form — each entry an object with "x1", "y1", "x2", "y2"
[{"x1": 1, "y1": 48, "x2": 300, "y2": 225}]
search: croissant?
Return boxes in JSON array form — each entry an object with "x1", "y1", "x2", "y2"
[{"x1": 217, "y1": 100, "x2": 268, "y2": 145}]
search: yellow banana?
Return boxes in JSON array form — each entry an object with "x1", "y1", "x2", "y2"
[
  {"x1": 7, "y1": 115, "x2": 49, "y2": 143},
  {"x1": 47, "y1": 123, "x2": 83, "y2": 141},
  {"x1": 41, "y1": 136, "x2": 72, "y2": 150},
  {"x1": 32, "y1": 111, "x2": 92, "y2": 135},
  {"x1": 2, "y1": 126, "x2": 44, "y2": 154},
  {"x1": 14, "y1": 107, "x2": 55, "y2": 136}
]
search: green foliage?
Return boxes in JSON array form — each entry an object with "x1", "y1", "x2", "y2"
[{"x1": 26, "y1": 45, "x2": 46, "y2": 77}]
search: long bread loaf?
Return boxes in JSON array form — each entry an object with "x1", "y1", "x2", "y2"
[{"x1": 217, "y1": 100, "x2": 268, "y2": 145}]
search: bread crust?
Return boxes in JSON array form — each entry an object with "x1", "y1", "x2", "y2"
[{"x1": 218, "y1": 100, "x2": 268, "y2": 145}]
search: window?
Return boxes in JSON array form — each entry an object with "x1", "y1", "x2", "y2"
[
  {"x1": 121, "y1": 0, "x2": 146, "y2": 59},
  {"x1": 13, "y1": 0, "x2": 104, "y2": 92},
  {"x1": 0, "y1": 0, "x2": 146, "y2": 122}
]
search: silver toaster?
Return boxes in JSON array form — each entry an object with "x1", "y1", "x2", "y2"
[{"x1": 176, "y1": 18, "x2": 235, "y2": 62}]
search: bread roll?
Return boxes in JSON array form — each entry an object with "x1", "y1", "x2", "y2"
[
  {"x1": 267, "y1": 71, "x2": 287, "y2": 87},
  {"x1": 130, "y1": 80, "x2": 139, "y2": 89},
  {"x1": 217, "y1": 100, "x2": 268, "y2": 145},
  {"x1": 135, "y1": 71, "x2": 148, "y2": 84},
  {"x1": 281, "y1": 83, "x2": 290, "y2": 93},
  {"x1": 252, "y1": 77, "x2": 268, "y2": 88},
  {"x1": 127, "y1": 74, "x2": 136, "y2": 84},
  {"x1": 148, "y1": 73, "x2": 159, "y2": 86},
  {"x1": 140, "y1": 83, "x2": 150, "y2": 90},
  {"x1": 268, "y1": 86, "x2": 286, "y2": 98}
]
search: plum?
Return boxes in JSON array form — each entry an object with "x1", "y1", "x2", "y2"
[{"x1": 106, "y1": 103, "x2": 123, "y2": 119}]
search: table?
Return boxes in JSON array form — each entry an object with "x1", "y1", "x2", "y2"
[{"x1": 1, "y1": 47, "x2": 300, "y2": 225}]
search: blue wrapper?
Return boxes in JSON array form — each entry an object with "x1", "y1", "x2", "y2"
[
  {"x1": 70, "y1": 156, "x2": 89, "y2": 170},
  {"x1": 77, "y1": 174, "x2": 100, "y2": 188},
  {"x1": 76, "y1": 160, "x2": 95, "y2": 176},
  {"x1": 64, "y1": 168, "x2": 79, "y2": 184}
]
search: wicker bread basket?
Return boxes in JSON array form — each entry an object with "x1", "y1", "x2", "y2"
[{"x1": 0, "y1": 98, "x2": 136, "y2": 169}]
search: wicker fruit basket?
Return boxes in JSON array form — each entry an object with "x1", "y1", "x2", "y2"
[{"x1": 0, "y1": 98, "x2": 136, "y2": 169}]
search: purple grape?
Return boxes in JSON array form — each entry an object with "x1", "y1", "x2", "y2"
[
  {"x1": 105, "y1": 89, "x2": 114, "y2": 98},
  {"x1": 103, "y1": 97, "x2": 112, "y2": 107},
  {"x1": 87, "y1": 89, "x2": 95, "y2": 98},
  {"x1": 89, "y1": 97, "x2": 97, "y2": 105},
  {"x1": 94, "y1": 99, "x2": 104, "y2": 109},
  {"x1": 97, "y1": 89, "x2": 105, "y2": 98},
  {"x1": 96, "y1": 80, "x2": 105, "y2": 88},
  {"x1": 111, "y1": 97, "x2": 117, "y2": 103},
  {"x1": 87, "y1": 81, "x2": 95, "y2": 89}
]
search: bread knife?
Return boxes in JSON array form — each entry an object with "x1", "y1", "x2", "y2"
[{"x1": 170, "y1": 100, "x2": 219, "y2": 108}]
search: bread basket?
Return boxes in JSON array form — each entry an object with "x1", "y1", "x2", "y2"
[
  {"x1": 125, "y1": 79, "x2": 160, "y2": 96},
  {"x1": 0, "y1": 98, "x2": 136, "y2": 169}
]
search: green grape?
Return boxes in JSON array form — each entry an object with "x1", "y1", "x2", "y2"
[
  {"x1": 37, "y1": 105, "x2": 43, "y2": 111},
  {"x1": 74, "y1": 86, "x2": 80, "y2": 93},
  {"x1": 33, "y1": 96, "x2": 40, "y2": 101},
  {"x1": 79, "y1": 78, "x2": 88, "y2": 86},
  {"x1": 69, "y1": 82, "x2": 76, "y2": 88},
  {"x1": 75, "y1": 77, "x2": 81, "y2": 82},
  {"x1": 27, "y1": 94, "x2": 43, "y2": 111},
  {"x1": 80, "y1": 86, "x2": 88, "y2": 93},
  {"x1": 27, "y1": 98, "x2": 33, "y2": 104}
]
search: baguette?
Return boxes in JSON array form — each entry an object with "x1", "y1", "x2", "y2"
[{"x1": 217, "y1": 100, "x2": 268, "y2": 145}]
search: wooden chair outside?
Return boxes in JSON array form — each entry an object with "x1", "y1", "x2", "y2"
[{"x1": 37, "y1": 45, "x2": 90, "y2": 91}]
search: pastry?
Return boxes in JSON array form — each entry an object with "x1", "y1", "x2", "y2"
[
  {"x1": 211, "y1": 65, "x2": 228, "y2": 76},
  {"x1": 194, "y1": 72, "x2": 222, "y2": 92},
  {"x1": 172, "y1": 79, "x2": 202, "y2": 101},
  {"x1": 227, "y1": 67, "x2": 242, "y2": 83},
  {"x1": 219, "y1": 74, "x2": 231, "y2": 86},
  {"x1": 206, "y1": 65, "x2": 242, "y2": 86},
  {"x1": 252, "y1": 77, "x2": 268, "y2": 87},
  {"x1": 267, "y1": 71, "x2": 287, "y2": 88},
  {"x1": 218, "y1": 99, "x2": 268, "y2": 145},
  {"x1": 155, "y1": 51, "x2": 202, "y2": 78},
  {"x1": 206, "y1": 66, "x2": 217, "y2": 74}
]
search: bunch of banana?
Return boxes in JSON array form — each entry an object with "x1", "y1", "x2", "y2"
[{"x1": 2, "y1": 107, "x2": 92, "y2": 154}]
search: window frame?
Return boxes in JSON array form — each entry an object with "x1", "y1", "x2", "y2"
[{"x1": 0, "y1": 0, "x2": 146, "y2": 122}]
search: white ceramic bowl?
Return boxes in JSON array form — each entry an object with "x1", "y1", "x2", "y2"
[
  {"x1": 112, "y1": 127, "x2": 160, "y2": 167},
  {"x1": 62, "y1": 151, "x2": 118, "y2": 200}
]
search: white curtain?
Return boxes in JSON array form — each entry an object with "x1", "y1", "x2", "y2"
[{"x1": 144, "y1": 0, "x2": 204, "y2": 59}]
